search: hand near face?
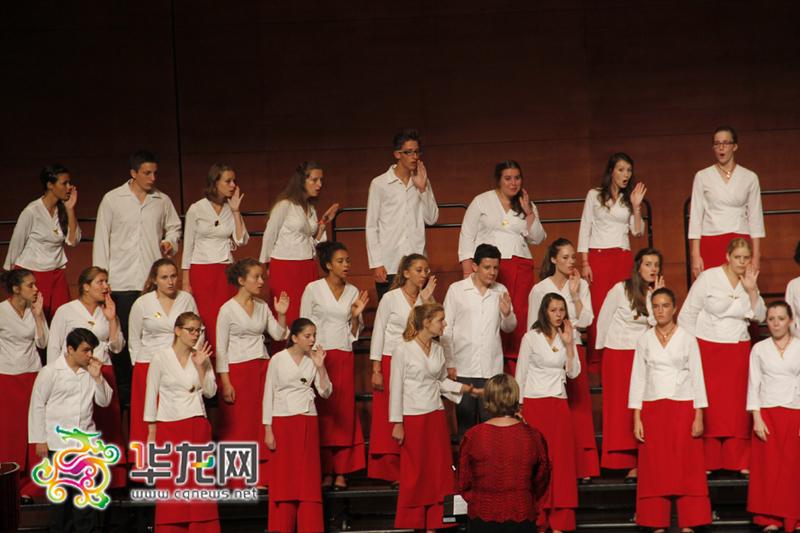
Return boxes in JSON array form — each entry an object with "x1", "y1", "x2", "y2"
[
  {"x1": 740, "y1": 264, "x2": 759, "y2": 292},
  {"x1": 558, "y1": 320, "x2": 574, "y2": 345},
  {"x1": 350, "y1": 290, "x2": 369, "y2": 318},
  {"x1": 227, "y1": 186, "x2": 244, "y2": 212},
  {"x1": 87, "y1": 357, "x2": 103, "y2": 380},
  {"x1": 311, "y1": 344, "x2": 326, "y2": 368},
  {"x1": 192, "y1": 342, "x2": 213, "y2": 367},
  {"x1": 411, "y1": 161, "x2": 428, "y2": 191},
  {"x1": 520, "y1": 189, "x2": 533, "y2": 216},
  {"x1": 31, "y1": 292, "x2": 44, "y2": 318},
  {"x1": 421, "y1": 275, "x2": 437, "y2": 302},
  {"x1": 654, "y1": 275, "x2": 666, "y2": 290},
  {"x1": 101, "y1": 293, "x2": 117, "y2": 321},
  {"x1": 499, "y1": 291, "x2": 512, "y2": 317},
  {"x1": 568, "y1": 268, "x2": 581, "y2": 297},
  {"x1": 64, "y1": 186, "x2": 78, "y2": 210},
  {"x1": 630, "y1": 182, "x2": 647, "y2": 208},
  {"x1": 273, "y1": 292, "x2": 290, "y2": 315}
]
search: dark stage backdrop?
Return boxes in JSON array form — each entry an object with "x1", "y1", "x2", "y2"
[{"x1": 2, "y1": 0, "x2": 799, "y2": 432}]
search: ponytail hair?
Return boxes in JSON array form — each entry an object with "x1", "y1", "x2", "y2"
[
  {"x1": 286, "y1": 318, "x2": 316, "y2": 348},
  {"x1": 173, "y1": 311, "x2": 203, "y2": 343},
  {"x1": 225, "y1": 258, "x2": 262, "y2": 287},
  {"x1": 402, "y1": 302, "x2": 444, "y2": 342},
  {"x1": 141, "y1": 258, "x2": 178, "y2": 295},
  {"x1": 389, "y1": 254, "x2": 428, "y2": 291},
  {"x1": 1, "y1": 269, "x2": 35, "y2": 294},
  {"x1": 40, "y1": 164, "x2": 70, "y2": 235},
  {"x1": 539, "y1": 238, "x2": 574, "y2": 280},
  {"x1": 317, "y1": 241, "x2": 348, "y2": 273}
]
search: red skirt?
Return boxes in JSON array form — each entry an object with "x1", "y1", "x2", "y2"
[
  {"x1": 697, "y1": 339, "x2": 751, "y2": 438},
  {"x1": 155, "y1": 416, "x2": 219, "y2": 526},
  {"x1": 699, "y1": 233, "x2": 750, "y2": 270},
  {"x1": 0, "y1": 372, "x2": 44, "y2": 495},
  {"x1": 565, "y1": 346, "x2": 599, "y2": 478},
  {"x1": 368, "y1": 357, "x2": 401, "y2": 481},
  {"x1": 190, "y1": 263, "x2": 235, "y2": 353},
  {"x1": 94, "y1": 366, "x2": 127, "y2": 488},
  {"x1": 496, "y1": 256, "x2": 535, "y2": 360},
  {"x1": 218, "y1": 358, "x2": 269, "y2": 487},
  {"x1": 129, "y1": 362, "x2": 150, "y2": 449},
  {"x1": 268, "y1": 258, "x2": 318, "y2": 327},
  {"x1": 19, "y1": 267, "x2": 70, "y2": 322},
  {"x1": 269, "y1": 415, "x2": 322, "y2": 503},
  {"x1": 521, "y1": 398, "x2": 578, "y2": 509},
  {"x1": 586, "y1": 249, "x2": 633, "y2": 374},
  {"x1": 601, "y1": 348, "x2": 637, "y2": 466},
  {"x1": 316, "y1": 349, "x2": 365, "y2": 474},
  {"x1": 638, "y1": 400, "x2": 707, "y2": 498},
  {"x1": 747, "y1": 407, "x2": 800, "y2": 524},
  {"x1": 397, "y1": 410, "x2": 456, "y2": 508}
]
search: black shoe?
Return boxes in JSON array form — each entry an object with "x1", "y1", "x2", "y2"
[
  {"x1": 738, "y1": 471, "x2": 749, "y2": 480},
  {"x1": 578, "y1": 477, "x2": 593, "y2": 485},
  {"x1": 706, "y1": 470, "x2": 719, "y2": 480},
  {"x1": 390, "y1": 481, "x2": 400, "y2": 490},
  {"x1": 332, "y1": 483, "x2": 348, "y2": 492},
  {"x1": 624, "y1": 476, "x2": 637, "y2": 484},
  {"x1": 257, "y1": 486, "x2": 268, "y2": 496},
  {"x1": 21, "y1": 496, "x2": 34, "y2": 505}
]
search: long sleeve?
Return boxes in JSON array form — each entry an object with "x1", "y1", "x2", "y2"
[
  {"x1": 93, "y1": 376, "x2": 113, "y2": 408},
  {"x1": 565, "y1": 345, "x2": 581, "y2": 379},
  {"x1": 747, "y1": 177, "x2": 766, "y2": 238},
  {"x1": 787, "y1": 279, "x2": 800, "y2": 338},
  {"x1": 143, "y1": 357, "x2": 162, "y2": 422},
  {"x1": 3, "y1": 207, "x2": 33, "y2": 270},
  {"x1": 531, "y1": 432, "x2": 552, "y2": 501},
  {"x1": 365, "y1": 179, "x2": 384, "y2": 269},
  {"x1": 437, "y1": 369, "x2": 464, "y2": 404},
  {"x1": 441, "y1": 286, "x2": 456, "y2": 368},
  {"x1": 262, "y1": 362, "x2": 277, "y2": 424},
  {"x1": 420, "y1": 181, "x2": 439, "y2": 225},
  {"x1": 162, "y1": 202, "x2": 182, "y2": 257},
  {"x1": 456, "y1": 432, "x2": 474, "y2": 499},
  {"x1": 577, "y1": 190, "x2": 594, "y2": 253},
  {"x1": 369, "y1": 297, "x2": 391, "y2": 362},
  {"x1": 181, "y1": 205, "x2": 198, "y2": 269},
  {"x1": 35, "y1": 319, "x2": 49, "y2": 349},
  {"x1": 688, "y1": 337, "x2": 708, "y2": 409},
  {"x1": 200, "y1": 359, "x2": 217, "y2": 398},
  {"x1": 594, "y1": 285, "x2": 621, "y2": 350},
  {"x1": 67, "y1": 221, "x2": 81, "y2": 247},
  {"x1": 266, "y1": 311, "x2": 286, "y2": 342},
  {"x1": 515, "y1": 335, "x2": 532, "y2": 402},
  {"x1": 575, "y1": 282, "x2": 594, "y2": 328},
  {"x1": 47, "y1": 309, "x2": 68, "y2": 365},
  {"x1": 746, "y1": 346, "x2": 762, "y2": 411},
  {"x1": 259, "y1": 200, "x2": 289, "y2": 263},
  {"x1": 28, "y1": 371, "x2": 53, "y2": 444},
  {"x1": 677, "y1": 275, "x2": 705, "y2": 336},
  {"x1": 215, "y1": 306, "x2": 232, "y2": 373},
  {"x1": 314, "y1": 366, "x2": 333, "y2": 398},
  {"x1": 457, "y1": 198, "x2": 481, "y2": 263},
  {"x1": 128, "y1": 300, "x2": 145, "y2": 364},
  {"x1": 108, "y1": 326, "x2": 125, "y2": 355},
  {"x1": 687, "y1": 174, "x2": 706, "y2": 240},
  {"x1": 524, "y1": 204, "x2": 546, "y2": 245},
  {"x1": 500, "y1": 305, "x2": 517, "y2": 333},
  {"x1": 92, "y1": 195, "x2": 113, "y2": 270},
  {"x1": 627, "y1": 336, "x2": 647, "y2": 410},
  {"x1": 388, "y1": 348, "x2": 406, "y2": 423}
]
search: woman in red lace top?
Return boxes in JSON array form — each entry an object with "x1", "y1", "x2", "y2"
[{"x1": 457, "y1": 374, "x2": 552, "y2": 532}]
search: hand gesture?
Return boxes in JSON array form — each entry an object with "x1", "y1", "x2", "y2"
[
  {"x1": 223, "y1": 382, "x2": 236, "y2": 404},
  {"x1": 411, "y1": 161, "x2": 428, "y2": 191},
  {"x1": 310, "y1": 344, "x2": 326, "y2": 368},
  {"x1": 653, "y1": 275, "x2": 666, "y2": 291},
  {"x1": 64, "y1": 186, "x2": 78, "y2": 210},
  {"x1": 581, "y1": 264, "x2": 593, "y2": 284},
  {"x1": 740, "y1": 264, "x2": 759, "y2": 293},
  {"x1": 470, "y1": 387, "x2": 484, "y2": 398},
  {"x1": 350, "y1": 290, "x2": 369, "y2": 318},
  {"x1": 633, "y1": 418, "x2": 645, "y2": 443},
  {"x1": 101, "y1": 293, "x2": 117, "y2": 322},
  {"x1": 630, "y1": 182, "x2": 647, "y2": 209},
  {"x1": 499, "y1": 291, "x2": 512, "y2": 317},
  {"x1": 227, "y1": 186, "x2": 244, "y2": 212},
  {"x1": 31, "y1": 291, "x2": 44, "y2": 318},
  {"x1": 264, "y1": 426, "x2": 276, "y2": 452},
  {"x1": 520, "y1": 189, "x2": 533, "y2": 216},
  {"x1": 558, "y1": 320, "x2": 574, "y2": 346},
  {"x1": 691, "y1": 254, "x2": 705, "y2": 280},
  {"x1": 421, "y1": 275, "x2": 437, "y2": 302},
  {"x1": 192, "y1": 342, "x2": 213, "y2": 367},
  {"x1": 273, "y1": 292, "x2": 290, "y2": 315},
  {"x1": 88, "y1": 357, "x2": 103, "y2": 381},
  {"x1": 568, "y1": 268, "x2": 581, "y2": 298},
  {"x1": 160, "y1": 241, "x2": 174, "y2": 257},
  {"x1": 320, "y1": 203, "x2": 340, "y2": 225}
]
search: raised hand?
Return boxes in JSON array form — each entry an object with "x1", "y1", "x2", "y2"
[
  {"x1": 274, "y1": 292, "x2": 290, "y2": 315},
  {"x1": 227, "y1": 186, "x2": 244, "y2": 212},
  {"x1": 654, "y1": 275, "x2": 666, "y2": 290},
  {"x1": 310, "y1": 344, "x2": 326, "y2": 368},
  {"x1": 568, "y1": 268, "x2": 581, "y2": 298},
  {"x1": 411, "y1": 161, "x2": 428, "y2": 191},
  {"x1": 192, "y1": 341, "x2": 213, "y2": 367},
  {"x1": 630, "y1": 182, "x2": 647, "y2": 208},
  {"x1": 321, "y1": 203, "x2": 340, "y2": 225},
  {"x1": 520, "y1": 189, "x2": 533, "y2": 216},
  {"x1": 740, "y1": 264, "x2": 759, "y2": 293},
  {"x1": 350, "y1": 290, "x2": 369, "y2": 318},
  {"x1": 558, "y1": 320, "x2": 574, "y2": 345},
  {"x1": 31, "y1": 291, "x2": 44, "y2": 318},
  {"x1": 64, "y1": 186, "x2": 78, "y2": 210},
  {"x1": 421, "y1": 275, "x2": 437, "y2": 302},
  {"x1": 87, "y1": 357, "x2": 103, "y2": 381},
  {"x1": 499, "y1": 291, "x2": 512, "y2": 317},
  {"x1": 101, "y1": 293, "x2": 117, "y2": 322}
]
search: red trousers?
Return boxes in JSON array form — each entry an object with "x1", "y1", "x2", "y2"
[
  {"x1": 699, "y1": 233, "x2": 750, "y2": 270},
  {"x1": 601, "y1": 348, "x2": 637, "y2": 469},
  {"x1": 0, "y1": 372, "x2": 44, "y2": 495},
  {"x1": 189, "y1": 263, "x2": 235, "y2": 354},
  {"x1": 368, "y1": 357, "x2": 400, "y2": 482},
  {"x1": 129, "y1": 362, "x2": 150, "y2": 449},
  {"x1": 566, "y1": 345, "x2": 599, "y2": 478},
  {"x1": 94, "y1": 366, "x2": 127, "y2": 488},
  {"x1": 268, "y1": 258, "x2": 318, "y2": 351},
  {"x1": 497, "y1": 256, "x2": 535, "y2": 367}
]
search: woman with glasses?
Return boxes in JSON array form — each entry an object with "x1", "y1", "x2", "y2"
[
  {"x1": 577, "y1": 153, "x2": 647, "y2": 374},
  {"x1": 128, "y1": 259, "x2": 200, "y2": 449},
  {"x1": 458, "y1": 159, "x2": 547, "y2": 373},
  {"x1": 688, "y1": 126, "x2": 765, "y2": 279},
  {"x1": 216, "y1": 257, "x2": 288, "y2": 490}
]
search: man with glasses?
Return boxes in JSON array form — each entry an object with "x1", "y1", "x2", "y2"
[{"x1": 365, "y1": 129, "x2": 439, "y2": 300}]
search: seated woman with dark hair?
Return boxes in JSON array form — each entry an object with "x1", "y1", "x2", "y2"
[{"x1": 457, "y1": 374, "x2": 552, "y2": 533}]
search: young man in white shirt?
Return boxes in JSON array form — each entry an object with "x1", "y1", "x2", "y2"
[
  {"x1": 93, "y1": 150, "x2": 182, "y2": 402},
  {"x1": 441, "y1": 244, "x2": 516, "y2": 440},
  {"x1": 29, "y1": 328, "x2": 112, "y2": 533},
  {"x1": 365, "y1": 129, "x2": 439, "y2": 300}
]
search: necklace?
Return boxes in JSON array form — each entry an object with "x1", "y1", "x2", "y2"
[
  {"x1": 416, "y1": 335, "x2": 431, "y2": 352},
  {"x1": 773, "y1": 337, "x2": 792, "y2": 359},
  {"x1": 655, "y1": 323, "x2": 677, "y2": 341},
  {"x1": 10, "y1": 299, "x2": 25, "y2": 319},
  {"x1": 716, "y1": 163, "x2": 736, "y2": 180},
  {"x1": 401, "y1": 285, "x2": 418, "y2": 304}
]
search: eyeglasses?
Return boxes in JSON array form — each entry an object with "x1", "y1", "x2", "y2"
[
  {"x1": 396, "y1": 149, "x2": 423, "y2": 157},
  {"x1": 180, "y1": 326, "x2": 205, "y2": 334},
  {"x1": 712, "y1": 141, "x2": 735, "y2": 147}
]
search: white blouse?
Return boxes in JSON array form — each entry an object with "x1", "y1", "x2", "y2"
[
  {"x1": 457, "y1": 190, "x2": 546, "y2": 262},
  {"x1": 0, "y1": 300, "x2": 47, "y2": 375},
  {"x1": 259, "y1": 200, "x2": 325, "y2": 263},
  {"x1": 628, "y1": 327, "x2": 708, "y2": 410},
  {"x1": 299, "y1": 279, "x2": 363, "y2": 352},
  {"x1": 143, "y1": 347, "x2": 217, "y2": 423},
  {"x1": 182, "y1": 198, "x2": 249, "y2": 268},
  {"x1": 677, "y1": 266, "x2": 767, "y2": 344},
  {"x1": 687, "y1": 164, "x2": 765, "y2": 240},
  {"x1": 595, "y1": 282, "x2": 655, "y2": 350},
  {"x1": 48, "y1": 300, "x2": 125, "y2": 366},
  {"x1": 747, "y1": 337, "x2": 800, "y2": 411},
  {"x1": 369, "y1": 288, "x2": 422, "y2": 362},
  {"x1": 577, "y1": 189, "x2": 640, "y2": 253},
  {"x1": 262, "y1": 349, "x2": 332, "y2": 423},
  {"x1": 785, "y1": 277, "x2": 800, "y2": 339},
  {"x1": 516, "y1": 329, "x2": 580, "y2": 400},
  {"x1": 28, "y1": 354, "x2": 112, "y2": 450},
  {"x1": 128, "y1": 291, "x2": 200, "y2": 364},
  {"x1": 527, "y1": 277, "x2": 593, "y2": 345},
  {"x1": 4, "y1": 199, "x2": 80, "y2": 271},
  {"x1": 389, "y1": 341, "x2": 463, "y2": 422},
  {"x1": 216, "y1": 298, "x2": 286, "y2": 374},
  {"x1": 441, "y1": 276, "x2": 517, "y2": 378}
]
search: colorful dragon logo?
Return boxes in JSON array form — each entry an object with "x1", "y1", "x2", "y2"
[{"x1": 32, "y1": 426, "x2": 120, "y2": 509}]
